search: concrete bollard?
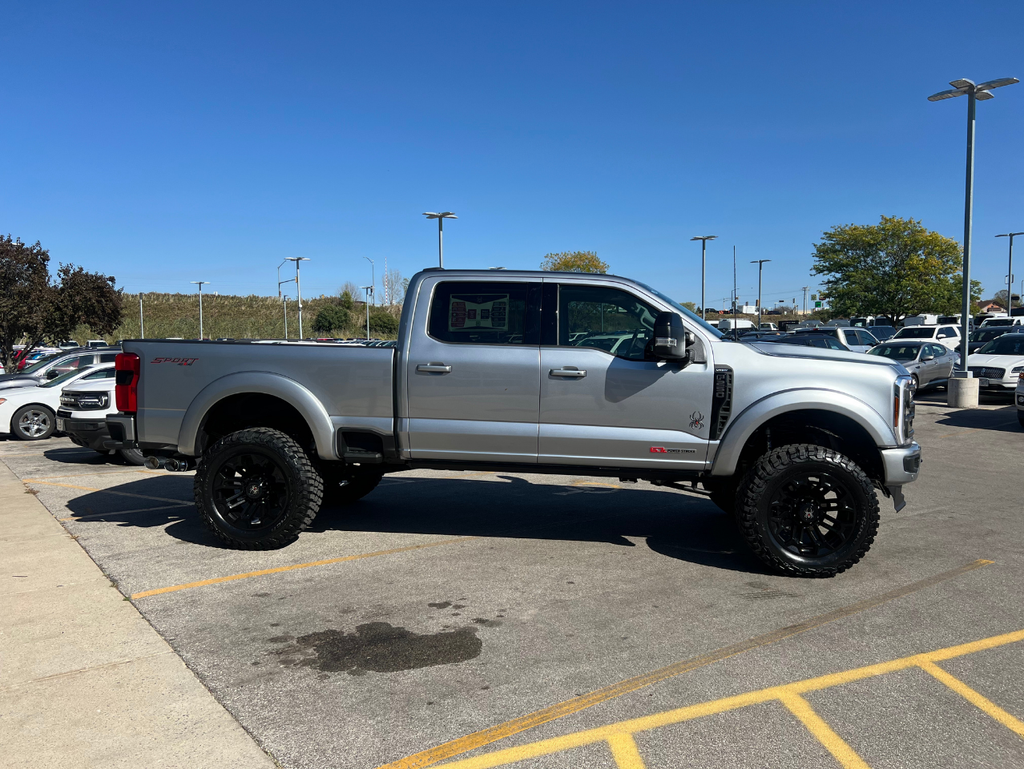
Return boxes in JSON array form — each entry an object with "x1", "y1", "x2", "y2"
[{"x1": 947, "y1": 375, "x2": 979, "y2": 408}]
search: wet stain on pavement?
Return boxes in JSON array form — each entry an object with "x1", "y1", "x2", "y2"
[
  {"x1": 472, "y1": 617, "x2": 502, "y2": 628},
  {"x1": 270, "y1": 622, "x2": 482, "y2": 675},
  {"x1": 428, "y1": 601, "x2": 452, "y2": 609}
]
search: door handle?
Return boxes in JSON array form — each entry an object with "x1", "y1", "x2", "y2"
[
  {"x1": 549, "y1": 368, "x2": 587, "y2": 378},
  {"x1": 416, "y1": 364, "x2": 452, "y2": 374}
]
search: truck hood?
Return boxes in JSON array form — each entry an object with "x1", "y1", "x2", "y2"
[{"x1": 747, "y1": 341, "x2": 899, "y2": 369}]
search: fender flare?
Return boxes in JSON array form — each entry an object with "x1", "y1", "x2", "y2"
[
  {"x1": 710, "y1": 388, "x2": 896, "y2": 476},
  {"x1": 177, "y1": 372, "x2": 335, "y2": 459}
]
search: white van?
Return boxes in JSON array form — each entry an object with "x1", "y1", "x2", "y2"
[
  {"x1": 902, "y1": 314, "x2": 939, "y2": 327},
  {"x1": 718, "y1": 318, "x2": 755, "y2": 332},
  {"x1": 980, "y1": 317, "x2": 1024, "y2": 328}
]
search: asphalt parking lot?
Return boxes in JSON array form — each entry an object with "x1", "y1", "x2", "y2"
[{"x1": 4, "y1": 393, "x2": 1024, "y2": 769}]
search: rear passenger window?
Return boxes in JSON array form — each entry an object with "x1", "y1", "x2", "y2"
[
  {"x1": 428, "y1": 282, "x2": 538, "y2": 345},
  {"x1": 937, "y1": 328, "x2": 956, "y2": 339},
  {"x1": 98, "y1": 353, "x2": 119, "y2": 363}
]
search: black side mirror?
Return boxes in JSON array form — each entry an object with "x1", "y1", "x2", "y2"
[
  {"x1": 46, "y1": 369, "x2": 61, "y2": 379},
  {"x1": 653, "y1": 312, "x2": 687, "y2": 360}
]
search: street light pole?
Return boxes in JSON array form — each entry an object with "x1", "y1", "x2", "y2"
[
  {"x1": 139, "y1": 294, "x2": 144, "y2": 339},
  {"x1": 364, "y1": 257, "x2": 375, "y2": 305},
  {"x1": 996, "y1": 232, "x2": 1023, "y2": 315},
  {"x1": 191, "y1": 281, "x2": 209, "y2": 339},
  {"x1": 284, "y1": 257, "x2": 310, "y2": 339},
  {"x1": 423, "y1": 212, "x2": 457, "y2": 268},
  {"x1": 750, "y1": 260, "x2": 771, "y2": 330},
  {"x1": 362, "y1": 286, "x2": 373, "y2": 338},
  {"x1": 690, "y1": 235, "x2": 717, "y2": 320},
  {"x1": 929, "y1": 75, "x2": 1019, "y2": 382}
]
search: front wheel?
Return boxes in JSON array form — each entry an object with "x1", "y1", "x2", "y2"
[
  {"x1": 735, "y1": 444, "x2": 879, "y2": 577},
  {"x1": 194, "y1": 427, "x2": 323, "y2": 549},
  {"x1": 12, "y1": 405, "x2": 55, "y2": 441}
]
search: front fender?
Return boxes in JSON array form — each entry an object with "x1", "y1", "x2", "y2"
[
  {"x1": 710, "y1": 388, "x2": 896, "y2": 476},
  {"x1": 177, "y1": 372, "x2": 335, "y2": 460}
]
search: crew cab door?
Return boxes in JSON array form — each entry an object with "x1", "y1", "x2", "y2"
[
  {"x1": 538, "y1": 282, "x2": 714, "y2": 470},
  {"x1": 403, "y1": 278, "x2": 542, "y2": 462}
]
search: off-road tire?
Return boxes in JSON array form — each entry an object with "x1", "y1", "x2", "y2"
[
  {"x1": 735, "y1": 444, "x2": 879, "y2": 578},
  {"x1": 319, "y1": 462, "x2": 383, "y2": 505},
  {"x1": 12, "y1": 405, "x2": 55, "y2": 441},
  {"x1": 119, "y1": 447, "x2": 146, "y2": 466},
  {"x1": 194, "y1": 427, "x2": 323, "y2": 549}
]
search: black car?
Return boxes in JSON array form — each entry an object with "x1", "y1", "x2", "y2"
[
  {"x1": 968, "y1": 326, "x2": 1012, "y2": 354},
  {"x1": 0, "y1": 347, "x2": 120, "y2": 392},
  {"x1": 754, "y1": 334, "x2": 851, "y2": 351}
]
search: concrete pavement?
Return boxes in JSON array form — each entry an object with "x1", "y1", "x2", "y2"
[{"x1": 0, "y1": 460, "x2": 276, "y2": 769}]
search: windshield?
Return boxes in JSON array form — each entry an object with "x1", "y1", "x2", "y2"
[
  {"x1": 894, "y1": 327, "x2": 934, "y2": 339},
  {"x1": 868, "y1": 344, "x2": 920, "y2": 362},
  {"x1": 635, "y1": 282, "x2": 724, "y2": 339},
  {"x1": 977, "y1": 336, "x2": 1024, "y2": 356},
  {"x1": 21, "y1": 353, "x2": 60, "y2": 374},
  {"x1": 40, "y1": 368, "x2": 86, "y2": 388},
  {"x1": 982, "y1": 319, "x2": 1013, "y2": 327},
  {"x1": 971, "y1": 329, "x2": 1006, "y2": 342}
]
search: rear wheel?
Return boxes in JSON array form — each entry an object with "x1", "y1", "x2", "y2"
[
  {"x1": 12, "y1": 405, "x2": 55, "y2": 441},
  {"x1": 735, "y1": 444, "x2": 879, "y2": 577},
  {"x1": 119, "y1": 447, "x2": 146, "y2": 466},
  {"x1": 194, "y1": 427, "x2": 322, "y2": 549}
]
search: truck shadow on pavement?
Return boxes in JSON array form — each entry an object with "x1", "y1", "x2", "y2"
[
  {"x1": 62, "y1": 473, "x2": 770, "y2": 574},
  {"x1": 934, "y1": 404, "x2": 1021, "y2": 433}
]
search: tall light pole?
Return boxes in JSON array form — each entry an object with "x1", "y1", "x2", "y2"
[
  {"x1": 284, "y1": 257, "x2": 310, "y2": 338},
  {"x1": 423, "y1": 212, "x2": 457, "y2": 268},
  {"x1": 996, "y1": 232, "x2": 1023, "y2": 315},
  {"x1": 690, "y1": 235, "x2": 717, "y2": 320},
  {"x1": 363, "y1": 257, "x2": 375, "y2": 305},
  {"x1": 362, "y1": 286, "x2": 373, "y2": 339},
  {"x1": 191, "y1": 281, "x2": 209, "y2": 339},
  {"x1": 928, "y1": 76, "x2": 1018, "y2": 382},
  {"x1": 750, "y1": 260, "x2": 771, "y2": 330},
  {"x1": 139, "y1": 294, "x2": 145, "y2": 339}
]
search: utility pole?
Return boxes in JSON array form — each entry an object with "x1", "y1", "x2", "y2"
[
  {"x1": 362, "y1": 286, "x2": 373, "y2": 338},
  {"x1": 139, "y1": 295, "x2": 145, "y2": 339},
  {"x1": 284, "y1": 257, "x2": 310, "y2": 339},
  {"x1": 283, "y1": 297, "x2": 288, "y2": 338},
  {"x1": 750, "y1": 260, "x2": 772, "y2": 330},
  {"x1": 996, "y1": 232, "x2": 1022, "y2": 315},
  {"x1": 364, "y1": 257, "x2": 375, "y2": 306},
  {"x1": 802, "y1": 286, "x2": 809, "y2": 316},
  {"x1": 191, "y1": 281, "x2": 209, "y2": 339}
]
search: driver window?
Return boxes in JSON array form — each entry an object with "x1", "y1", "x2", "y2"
[{"x1": 558, "y1": 285, "x2": 656, "y2": 361}]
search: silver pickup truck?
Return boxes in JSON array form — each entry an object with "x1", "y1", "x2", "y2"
[{"x1": 107, "y1": 269, "x2": 920, "y2": 577}]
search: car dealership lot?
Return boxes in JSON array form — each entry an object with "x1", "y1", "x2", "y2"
[{"x1": 3, "y1": 397, "x2": 1024, "y2": 769}]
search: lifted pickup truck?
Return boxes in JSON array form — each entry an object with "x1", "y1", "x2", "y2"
[{"x1": 107, "y1": 269, "x2": 920, "y2": 577}]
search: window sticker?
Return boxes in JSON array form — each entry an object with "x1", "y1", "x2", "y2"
[{"x1": 449, "y1": 295, "x2": 509, "y2": 331}]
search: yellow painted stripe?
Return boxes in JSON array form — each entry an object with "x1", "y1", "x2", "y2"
[
  {"x1": 917, "y1": 660, "x2": 1024, "y2": 737},
  {"x1": 431, "y1": 627, "x2": 1024, "y2": 769},
  {"x1": 381, "y1": 558, "x2": 994, "y2": 769},
  {"x1": 131, "y1": 537, "x2": 476, "y2": 599},
  {"x1": 25, "y1": 479, "x2": 190, "y2": 506},
  {"x1": 571, "y1": 481, "x2": 621, "y2": 488},
  {"x1": 778, "y1": 692, "x2": 870, "y2": 769},
  {"x1": 606, "y1": 733, "x2": 647, "y2": 769}
]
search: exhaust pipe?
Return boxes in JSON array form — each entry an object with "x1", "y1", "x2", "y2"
[
  {"x1": 144, "y1": 456, "x2": 193, "y2": 472},
  {"x1": 143, "y1": 456, "x2": 164, "y2": 470}
]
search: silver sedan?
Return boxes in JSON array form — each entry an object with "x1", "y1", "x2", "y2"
[{"x1": 867, "y1": 340, "x2": 956, "y2": 389}]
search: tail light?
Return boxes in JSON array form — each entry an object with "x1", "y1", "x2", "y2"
[{"x1": 115, "y1": 353, "x2": 140, "y2": 413}]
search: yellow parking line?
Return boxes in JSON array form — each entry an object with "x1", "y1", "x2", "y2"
[
  {"x1": 427, "y1": 627, "x2": 1024, "y2": 769},
  {"x1": 572, "y1": 481, "x2": 620, "y2": 489},
  {"x1": 606, "y1": 733, "x2": 646, "y2": 769},
  {"x1": 24, "y1": 479, "x2": 190, "y2": 506},
  {"x1": 381, "y1": 558, "x2": 993, "y2": 769},
  {"x1": 131, "y1": 536, "x2": 477, "y2": 599},
  {"x1": 778, "y1": 691, "x2": 869, "y2": 769},
  {"x1": 917, "y1": 660, "x2": 1024, "y2": 737}
]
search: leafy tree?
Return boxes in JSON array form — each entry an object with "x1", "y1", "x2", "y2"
[
  {"x1": 680, "y1": 301, "x2": 698, "y2": 313},
  {"x1": 340, "y1": 281, "x2": 363, "y2": 305},
  {"x1": 339, "y1": 290, "x2": 355, "y2": 313},
  {"x1": 541, "y1": 251, "x2": 609, "y2": 273},
  {"x1": 312, "y1": 305, "x2": 351, "y2": 335},
  {"x1": 0, "y1": 236, "x2": 123, "y2": 370},
  {"x1": 810, "y1": 216, "x2": 980, "y2": 325},
  {"x1": 993, "y1": 289, "x2": 1021, "y2": 311},
  {"x1": 368, "y1": 308, "x2": 399, "y2": 337}
]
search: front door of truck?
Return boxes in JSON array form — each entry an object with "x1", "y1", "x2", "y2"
[
  {"x1": 538, "y1": 282, "x2": 714, "y2": 471},
  {"x1": 404, "y1": 279, "x2": 542, "y2": 463}
]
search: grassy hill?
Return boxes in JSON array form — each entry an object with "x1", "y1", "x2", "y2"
[{"x1": 69, "y1": 293, "x2": 393, "y2": 343}]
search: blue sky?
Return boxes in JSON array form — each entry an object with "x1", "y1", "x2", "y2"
[{"x1": 3, "y1": 1, "x2": 1023, "y2": 309}]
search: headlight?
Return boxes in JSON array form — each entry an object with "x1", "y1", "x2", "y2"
[{"x1": 1011, "y1": 366, "x2": 1024, "y2": 374}]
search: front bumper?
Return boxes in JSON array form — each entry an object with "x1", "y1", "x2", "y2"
[
  {"x1": 881, "y1": 442, "x2": 922, "y2": 485},
  {"x1": 56, "y1": 410, "x2": 113, "y2": 452}
]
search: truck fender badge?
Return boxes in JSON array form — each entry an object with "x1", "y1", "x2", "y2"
[
  {"x1": 649, "y1": 446, "x2": 696, "y2": 454},
  {"x1": 150, "y1": 357, "x2": 199, "y2": 366},
  {"x1": 689, "y1": 411, "x2": 705, "y2": 430}
]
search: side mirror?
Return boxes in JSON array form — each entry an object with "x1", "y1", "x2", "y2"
[
  {"x1": 921, "y1": 353, "x2": 935, "y2": 361},
  {"x1": 653, "y1": 312, "x2": 687, "y2": 360},
  {"x1": 46, "y1": 369, "x2": 61, "y2": 379}
]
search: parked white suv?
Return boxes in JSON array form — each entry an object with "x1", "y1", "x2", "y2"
[
  {"x1": 57, "y1": 370, "x2": 145, "y2": 464},
  {"x1": 891, "y1": 324, "x2": 961, "y2": 350},
  {"x1": 1016, "y1": 372, "x2": 1023, "y2": 428}
]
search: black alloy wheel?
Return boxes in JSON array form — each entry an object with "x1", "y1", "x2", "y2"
[
  {"x1": 194, "y1": 427, "x2": 322, "y2": 549},
  {"x1": 736, "y1": 444, "x2": 879, "y2": 577}
]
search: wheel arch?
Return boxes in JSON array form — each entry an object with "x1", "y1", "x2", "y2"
[{"x1": 179, "y1": 373, "x2": 335, "y2": 459}]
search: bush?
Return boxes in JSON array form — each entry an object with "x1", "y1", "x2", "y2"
[
  {"x1": 368, "y1": 308, "x2": 399, "y2": 337},
  {"x1": 313, "y1": 305, "x2": 351, "y2": 335}
]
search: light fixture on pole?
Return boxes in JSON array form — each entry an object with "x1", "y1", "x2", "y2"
[
  {"x1": 276, "y1": 259, "x2": 296, "y2": 338},
  {"x1": 284, "y1": 257, "x2": 310, "y2": 339},
  {"x1": 191, "y1": 281, "x2": 209, "y2": 339},
  {"x1": 690, "y1": 235, "x2": 717, "y2": 320},
  {"x1": 363, "y1": 257, "x2": 375, "y2": 306},
  {"x1": 423, "y1": 212, "x2": 457, "y2": 268},
  {"x1": 362, "y1": 286, "x2": 373, "y2": 339},
  {"x1": 750, "y1": 260, "x2": 771, "y2": 330},
  {"x1": 928, "y1": 75, "x2": 1019, "y2": 380},
  {"x1": 996, "y1": 232, "x2": 1023, "y2": 315}
]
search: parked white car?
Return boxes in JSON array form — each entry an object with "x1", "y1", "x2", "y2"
[
  {"x1": 0, "y1": 364, "x2": 115, "y2": 441},
  {"x1": 965, "y1": 332, "x2": 1024, "y2": 390},
  {"x1": 1016, "y1": 372, "x2": 1024, "y2": 428},
  {"x1": 891, "y1": 324, "x2": 961, "y2": 351}
]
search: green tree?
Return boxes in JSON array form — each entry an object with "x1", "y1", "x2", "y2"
[
  {"x1": 541, "y1": 251, "x2": 609, "y2": 273},
  {"x1": 0, "y1": 236, "x2": 123, "y2": 370},
  {"x1": 312, "y1": 305, "x2": 351, "y2": 335},
  {"x1": 810, "y1": 216, "x2": 980, "y2": 325},
  {"x1": 368, "y1": 308, "x2": 399, "y2": 337},
  {"x1": 680, "y1": 301, "x2": 698, "y2": 313},
  {"x1": 339, "y1": 289, "x2": 356, "y2": 312}
]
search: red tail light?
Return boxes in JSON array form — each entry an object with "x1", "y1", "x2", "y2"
[{"x1": 115, "y1": 353, "x2": 140, "y2": 413}]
